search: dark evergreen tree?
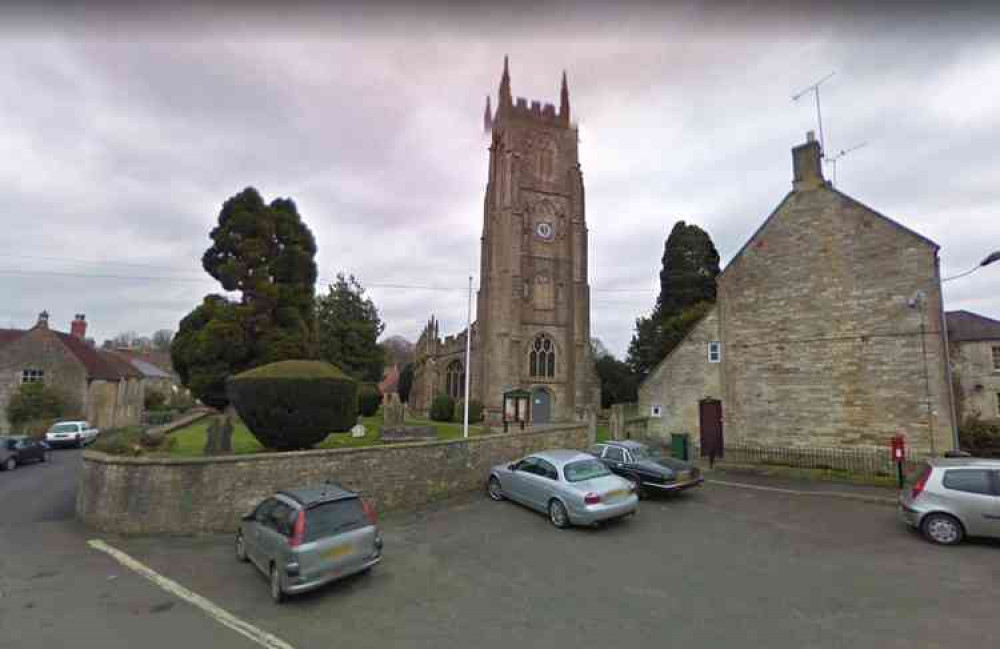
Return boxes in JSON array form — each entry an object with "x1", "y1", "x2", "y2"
[
  {"x1": 316, "y1": 273, "x2": 386, "y2": 382},
  {"x1": 626, "y1": 221, "x2": 720, "y2": 379},
  {"x1": 398, "y1": 362, "x2": 415, "y2": 403},
  {"x1": 172, "y1": 187, "x2": 319, "y2": 410},
  {"x1": 593, "y1": 353, "x2": 638, "y2": 409}
]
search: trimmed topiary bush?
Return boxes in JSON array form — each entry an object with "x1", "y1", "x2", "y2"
[
  {"x1": 226, "y1": 360, "x2": 358, "y2": 451},
  {"x1": 358, "y1": 383, "x2": 380, "y2": 417},
  {"x1": 454, "y1": 399, "x2": 484, "y2": 424},
  {"x1": 430, "y1": 393, "x2": 455, "y2": 422}
]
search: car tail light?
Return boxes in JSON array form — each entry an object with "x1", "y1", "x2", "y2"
[
  {"x1": 289, "y1": 510, "x2": 306, "y2": 548},
  {"x1": 911, "y1": 465, "x2": 932, "y2": 500},
  {"x1": 362, "y1": 499, "x2": 378, "y2": 525},
  {"x1": 584, "y1": 492, "x2": 601, "y2": 505}
]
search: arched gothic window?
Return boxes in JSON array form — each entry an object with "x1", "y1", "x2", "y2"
[
  {"x1": 529, "y1": 335, "x2": 556, "y2": 379},
  {"x1": 446, "y1": 360, "x2": 465, "y2": 399}
]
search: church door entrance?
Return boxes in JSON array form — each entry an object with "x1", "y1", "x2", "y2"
[{"x1": 531, "y1": 388, "x2": 551, "y2": 424}]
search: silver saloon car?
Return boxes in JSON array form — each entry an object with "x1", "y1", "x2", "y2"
[
  {"x1": 899, "y1": 457, "x2": 1000, "y2": 545},
  {"x1": 487, "y1": 449, "x2": 639, "y2": 528}
]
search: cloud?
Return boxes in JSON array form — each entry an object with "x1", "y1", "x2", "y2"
[{"x1": 0, "y1": 4, "x2": 998, "y2": 359}]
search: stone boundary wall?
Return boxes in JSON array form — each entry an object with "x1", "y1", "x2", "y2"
[{"x1": 77, "y1": 423, "x2": 589, "y2": 535}]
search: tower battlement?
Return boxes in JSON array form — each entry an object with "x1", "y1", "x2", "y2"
[{"x1": 483, "y1": 57, "x2": 572, "y2": 132}]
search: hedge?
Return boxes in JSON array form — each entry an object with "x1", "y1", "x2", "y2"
[{"x1": 227, "y1": 360, "x2": 358, "y2": 451}]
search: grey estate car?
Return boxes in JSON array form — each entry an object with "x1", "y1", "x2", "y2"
[
  {"x1": 237, "y1": 482, "x2": 383, "y2": 603},
  {"x1": 899, "y1": 457, "x2": 1000, "y2": 545},
  {"x1": 488, "y1": 449, "x2": 639, "y2": 528}
]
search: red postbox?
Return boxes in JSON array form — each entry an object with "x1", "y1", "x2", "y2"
[{"x1": 891, "y1": 434, "x2": 906, "y2": 462}]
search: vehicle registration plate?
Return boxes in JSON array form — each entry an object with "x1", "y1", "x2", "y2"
[
  {"x1": 677, "y1": 471, "x2": 691, "y2": 482},
  {"x1": 606, "y1": 489, "x2": 627, "y2": 501},
  {"x1": 325, "y1": 544, "x2": 352, "y2": 560}
]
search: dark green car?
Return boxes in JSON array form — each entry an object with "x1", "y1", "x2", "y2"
[{"x1": 589, "y1": 440, "x2": 703, "y2": 497}]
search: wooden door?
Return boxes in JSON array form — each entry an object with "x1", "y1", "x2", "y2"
[{"x1": 699, "y1": 399, "x2": 724, "y2": 458}]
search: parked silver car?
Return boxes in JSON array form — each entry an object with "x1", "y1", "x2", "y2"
[
  {"x1": 237, "y1": 482, "x2": 383, "y2": 603},
  {"x1": 899, "y1": 457, "x2": 1000, "y2": 545},
  {"x1": 487, "y1": 449, "x2": 639, "y2": 528}
]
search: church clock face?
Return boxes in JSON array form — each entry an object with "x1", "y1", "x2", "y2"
[{"x1": 535, "y1": 221, "x2": 554, "y2": 241}]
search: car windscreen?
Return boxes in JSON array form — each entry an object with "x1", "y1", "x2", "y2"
[
  {"x1": 50, "y1": 424, "x2": 79, "y2": 434},
  {"x1": 305, "y1": 498, "x2": 369, "y2": 542},
  {"x1": 563, "y1": 459, "x2": 612, "y2": 483},
  {"x1": 628, "y1": 446, "x2": 660, "y2": 460}
]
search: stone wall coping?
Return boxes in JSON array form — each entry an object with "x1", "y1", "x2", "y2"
[{"x1": 81, "y1": 421, "x2": 587, "y2": 467}]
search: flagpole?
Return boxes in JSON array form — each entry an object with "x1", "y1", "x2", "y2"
[{"x1": 463, "y1": 275, "x2": 472, "y2": 438}]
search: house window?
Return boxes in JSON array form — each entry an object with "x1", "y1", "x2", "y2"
[
  {"x1": 992, "y1": 346, "x2": 1000, "y2": 371},
  {"x1": 996, "y1": 392, "x2": 1000, "y2": 418},
  {"x1": 708, "y1": 341, "x2": 721, "y2": 363},
  {"x1": 529, "y1": 335, "x2": 556, "y2": 378},
  {"x1": 21, "y1": 369, "x2": 44, "y2": 384},
  {"x1": 445, "y1": 360, "x2": 465, "y2": 400}
]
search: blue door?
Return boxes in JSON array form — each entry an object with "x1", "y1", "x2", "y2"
[{"x1": 531, "y1": 388, "x2": 551, "y2": 424}]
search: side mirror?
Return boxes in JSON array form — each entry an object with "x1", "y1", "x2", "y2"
[{"x1": 508, "y1": 463, "x2": 516, "y2": 471}]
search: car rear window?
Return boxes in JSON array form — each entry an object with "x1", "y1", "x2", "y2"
[
  {"x1": 942, "y1": 469, "x2": 995, "y2": 496},
  {"x1": 563, "y1": 459, "x2": 612, "y2": 483},
  {"x1": 305, "y1": 498, "x2": 369, "y2": 542}
]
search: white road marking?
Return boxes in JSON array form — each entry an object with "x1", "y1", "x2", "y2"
[
  {"x1": 706, "y1": 479, "x2": 897, "y2": 504},
  {"x1": 707, "y1": 479, "x2": 809, "y2": 495},
  {"x1": 87, "y1": 539, "x2": 296, "y2": 649}
]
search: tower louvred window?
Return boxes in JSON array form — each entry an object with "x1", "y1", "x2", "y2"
[{"x1": 529, "y1": 335, "x2": 556, "y2": 378}]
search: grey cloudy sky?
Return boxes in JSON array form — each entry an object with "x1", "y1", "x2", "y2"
[{"x1": 1, "y1": 3, "x2": 998, "y2": 357}]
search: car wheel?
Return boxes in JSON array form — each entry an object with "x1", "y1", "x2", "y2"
[
  {"x1": 921, "y1": 513, "x2": 964, "y2": 546},
  {"x1": 3, "y1": 457, "x2": 15, "y2": 471},
  {"x1": 235, "y1": 532, "x2": 248, "y2": 562},
  {"x1": 548, "y1": 499, "x2": 570, "y2": 529},
  {"x1": 487, "y1": 476, "x2": 504, "y2": 501},
  {"x1": 76, "y1": 438, "x2": 84, "y2": 449},
  {"x1": 269, "y1": 564, "x2": 285, "y2": 604}
]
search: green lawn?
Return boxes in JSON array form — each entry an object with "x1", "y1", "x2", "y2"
[{"x1": 167, "y1": 411, "x2": 487, "y2": 457}]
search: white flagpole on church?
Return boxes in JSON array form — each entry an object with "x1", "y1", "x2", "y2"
[{"x1": 463, "y1": 275, "x2": 472, "y2": 438}]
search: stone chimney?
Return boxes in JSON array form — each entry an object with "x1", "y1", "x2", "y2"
[
  {"x1": 34, "y1": 310, "x2": 49, "y2": 329},
  {"x1": 792, "y1": 131, "x2": 825, "y2": 190},
  {"x1": 71, "y1": 313, "x2": 87, "y2": 339}
]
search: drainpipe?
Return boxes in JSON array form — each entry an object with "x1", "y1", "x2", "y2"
[{"x1": 936, "y1": 254, "x2": 960, "y2": 451}]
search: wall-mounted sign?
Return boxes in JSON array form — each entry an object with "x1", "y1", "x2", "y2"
[{"x1": 651, "y1": 405, "x2": 663, "y2": 418}]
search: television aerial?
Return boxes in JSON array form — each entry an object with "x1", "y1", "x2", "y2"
[
  {"x1": 792, "y1": 72, "x2": 835, "y2": 155},
  {"x1": 826, "y1": 143, "x2": 867, "y2": 187}
]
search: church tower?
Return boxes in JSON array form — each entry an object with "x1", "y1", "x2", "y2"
[{"x1": 477, "y1": 57, "x2": 594, "y2": 426}]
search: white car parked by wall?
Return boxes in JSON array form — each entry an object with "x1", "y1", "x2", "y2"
[{"x1": 45, "y1": 421, "x2": 100, "y2": 448}]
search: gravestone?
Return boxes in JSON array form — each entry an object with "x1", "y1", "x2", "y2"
[{"x1": 384, "y1": 392, "x2": 405, "y2": 427}]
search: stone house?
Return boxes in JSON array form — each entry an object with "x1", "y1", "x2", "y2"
[
  {"x1": 639, "y1": 133, "x2": 956, "y2": 457},
  {"x1": 0, "y1": 312, "x2": 144, "y2": 433},
  {"x1": 947, "y1": 310, "x2": 1000, "y2": 421},
  {"x1": 109, "y1": 348, "x2": 179, "y2": 401},
  {"x1": 412, "y1": 59, "x2": 599, "y2": 425}
]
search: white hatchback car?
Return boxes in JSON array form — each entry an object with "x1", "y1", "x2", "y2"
[{"x1": 45, "y1": 421, "x2": 100, "y2": 448}]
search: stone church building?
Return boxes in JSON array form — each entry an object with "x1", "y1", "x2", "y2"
[
  {"x1": 639, "y1": 133, "x2": 956, "y2": 457},
  {"x1": 411, "y1": 59, "x2": 599, "y2": 426}
]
